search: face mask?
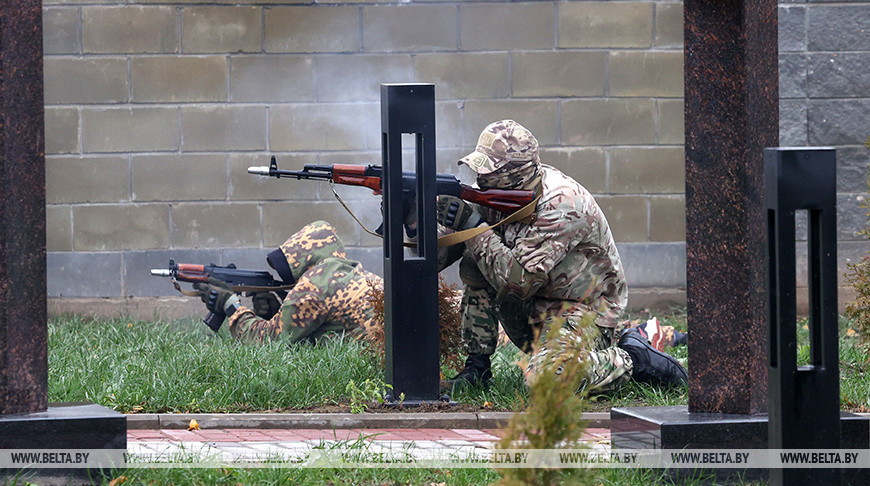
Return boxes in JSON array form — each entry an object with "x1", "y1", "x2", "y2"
[{"x1": 476, "y1": 159, "x2": 540, "y2": 190}]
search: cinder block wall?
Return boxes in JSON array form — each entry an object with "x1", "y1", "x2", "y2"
[
  {"x1": 779, "y1": 0, "x2": 870, "y2": 312},
  {"x1": 42, "y1": 0, "x2": 868, "y2": 318}
]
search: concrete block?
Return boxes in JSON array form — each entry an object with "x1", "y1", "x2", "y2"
[
  {"x1": 836, "y1": 147, "x2": 870, "y2": 194},
  {"x1": 131, "y1": 56, "x2": 227, "y2": 102},
  {"x1": 230, "y1": 55, "x2": 315, "y2": 102},
  {"x1": 47, "y1": 155, "x2": 129, "y2": 204},
  {"x1": 779, "y1": 5, "x2": 806, "y2": 53},
  {"x1": 415, "y1": 52, "x2": 509, "y2": 100},
  {"x1": 512, "y1": 51, "x2": 606, "y2": 98},
  {"x1": 435, "y1": 148, "x2": 468, "y2": 175},
  {"x1": 82, "y1": 107, "x2": 179, "y2": 152},
  {"x1": 181, "y1": 106, "x2": 267, "y2": 151},
  {"x1": 558, "y1": 2, "x2": 652, "y2": 48},
  {"x1": 82, "y1": 6, "x2": 177, "y2": 53},
  {"x1": 540, "y1": 147, "x2": 607, "y2": 194},
  {"x1": 43, "y1": 7, "x2": 80, "y2": 54},
  {"x1": 779, "y1": 53, "x2": 807, "y2": 99},
  {"x1": 44, "y1": 107, "x2": 79, "y2": 154},
  {"x1": 617, "y1": 242, "x2": 686, "y2": 288},
  {"x1": 610, "y1": 51, "x2": 683, "y2": 97},
  {"x1": 265, "y1": 6, "x2": 360, "y2": 53},
  {"x1": 262, "y1": 201, "x2": 363, "y2": 247},
  {"x1": 808, "y1": 5, "x2": 870, "y2": 51},
  {"x1": 221, "y1": 248, "x2": 274, "y2": 274},
  {"x1": 609, "y1": 147, "x2": 684, "y2": 194},
  {"x1": 779, "y1": 100, "x2": 808, "y2": 147},
  {"x1": 462, "y1": 100, "x2": 560, "y2": 146},
  {"x1": 655, "y1": 2, "x2": 683, "y2": 48},
  {"x1": 838, "y1": 193, "x2": 869, "y2": 241},
  {"x1": 317, "y1": 54, "x2": 413, "y2": 102},
  {"x1": 460, "y1": 3, "x2": 554, "y2": 50},
  {"x1": 132, "y1": 154, "x2": 227, "y2": 202},
  {"x1": 649, "y1": 195, "x2": 686, "y2": 242},
  {"x1": 171, "y1": 203, "x2": 262, "y2": 248},
  {"x1": 435, "y1": 102, "x2": 464, "y2": 150},
  {"x1": 44, "y1": 57, "x2": 128, "y2": 104},
  {"x1": 808, "y1": 99, "x2": 870, "y2": 146},
  {"x1": 657, "y1": 99, "x2": 684, "y2": 145},
  {"x1": 596, "y1": 195, "x2": 648, "y2": 242},
  {"x1": 344, "y1": 247, "x2": 383, "y2": 279},
  {"x1": 562, "y1": 99, "x2": 656, "y2": 145},
  {"x1": 126, "y1": 249, "x2": 222, "y2": 297},
  {"x1": 73, "y1": 204, "x2": 170, "y2": 251},
  {"x1": 46, "y1": 206, "x2": 72, "y2": 252},
  {"x1": 48, "y1": 252, "x2": 123, "y2": 298},
  {"x1": 269, "y1": 103, "x2": 377, "y2": 151},
  {"x1": 808, "y1": 53, "x2": 870, "y2": 98},
  {"x1": 363, "y1": 5, "x2": 457, "y2": 52},
  {"x1": 229, "y1": 153, "x2": 319, "y2": 201},
  {"x1": 181, "y1": 6, "x2": 262, "y2": 54}
]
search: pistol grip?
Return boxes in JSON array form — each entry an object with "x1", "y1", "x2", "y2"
[{"x1": 203, "y1": 311, "x2": 226, "y2": 332}]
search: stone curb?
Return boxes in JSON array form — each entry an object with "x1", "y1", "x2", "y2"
[{"x1": 126, "y1": 412, "x2": 611, "y2": 430}]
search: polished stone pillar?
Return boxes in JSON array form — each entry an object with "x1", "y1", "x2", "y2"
[
  {"x1": 684, "y1": 0, "x2": 778, "y2": 415},
  {"x1": 0, "y1": 0, "x2": 48, "y2": 416}
]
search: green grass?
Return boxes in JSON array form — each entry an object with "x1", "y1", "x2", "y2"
[
  {"x1": 48, "y1": 309, "x2": 870, "y2": 413},
  {"x1": 48, "y1": 315, "x2": 380, "y2": 413}
]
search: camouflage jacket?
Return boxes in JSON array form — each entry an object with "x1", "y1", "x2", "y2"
[
  {"x1": 465, "y1": 164, "x2": 628, "y2": 328},
  {"x1": 227, "y1": 221, "x2": 381, "y2": 343}
]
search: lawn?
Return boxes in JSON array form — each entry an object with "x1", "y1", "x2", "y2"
[
  {"x1": 36, "y1": 310, "x2": 866, "y2": 486},
  {"x1": 47, "y1": 309, "x2": 868, "y2": 413}
]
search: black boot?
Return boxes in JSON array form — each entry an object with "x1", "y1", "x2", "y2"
[
  {"x1": 618, "y1": 329, "x2": 688, "y2": 387},
  {"x1": 442, "y1": 353, "x2": 493, "y2": 391}
]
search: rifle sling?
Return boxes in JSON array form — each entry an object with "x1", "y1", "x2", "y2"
[
  {"x1": 329, "y1": 178, "x2": 543, "y2": 249},
  {"x1": 434, "y1": 191, "x2": 541, "y2": 248}
]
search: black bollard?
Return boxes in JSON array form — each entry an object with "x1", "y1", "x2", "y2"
[
  {"x1": 380, "y1": 84, "x2": 440, "y2": 403},
  {"x1": 765, "y1": 148, "x2": 840, "y2": 485}
]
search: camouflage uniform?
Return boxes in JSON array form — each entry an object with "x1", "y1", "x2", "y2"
[
  {"x1": 450, "y1": 120, "x2": 633, "y2": 394},
  {"x1": 227, "y1": 221, "x2": 381, "y2": 344}
]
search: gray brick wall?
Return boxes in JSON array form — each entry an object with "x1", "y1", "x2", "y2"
[
  {"x1": 42, "y1": 0, "x2": 869, "y2": 313},
  {"x1": 779, "y1": 0, "x2": 870, "y2": 298}
]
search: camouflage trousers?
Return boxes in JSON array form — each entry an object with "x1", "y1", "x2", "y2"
[
  {"x1": 460, "y1": 286, "x2": 633, "y2": 395},
  {"x1": 525, "y1": 317, "x2": 633, "y2": 395}
]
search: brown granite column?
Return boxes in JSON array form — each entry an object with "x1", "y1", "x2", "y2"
[
  {"x1": 684, "y1": 0, "x2": 778, "y2": 414},
  {"x1": 0, "y1": 0, "x2": 48, "y2": 415}
]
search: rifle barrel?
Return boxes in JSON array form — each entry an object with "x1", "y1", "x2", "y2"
[{"x1": 151, "y1": 269, "x2": 171, "y2": 277}]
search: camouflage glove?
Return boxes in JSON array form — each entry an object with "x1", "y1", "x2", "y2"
[
  {"x1": 436, "y1": 196, "x2": 483, "y2": 231},
  {"x1": 251, "y1": 292, "x2": 281, "y2": 319},
  {"x1": 193, "y1": 278, "x2": 240, "y2": 315},
  {"x1": 378, "y1": 195, "x2": 419, "y2": 238}
]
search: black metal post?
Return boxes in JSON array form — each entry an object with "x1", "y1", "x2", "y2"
[
  {"x1": 765, "y1": 147, "x2": 840, "y2": 485},
  {"x1": 381, "y1": 84, "x2": 440, "y2": 402}
]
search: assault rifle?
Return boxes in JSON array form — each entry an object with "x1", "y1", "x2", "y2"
[
  {"x1": 151, "y1": 258, "x2": 292, "y2": 332},
  {"x1": 248, "y1": 156, "x2": 535, "y2": 215}
]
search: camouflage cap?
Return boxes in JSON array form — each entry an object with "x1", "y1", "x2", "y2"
[{"x1": 459, "y1": 120, "x2": 539, "y2": 174}]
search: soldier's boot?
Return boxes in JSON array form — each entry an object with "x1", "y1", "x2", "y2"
[
  {"x1": 618, "y1": 329, "x2": 688, "y2": 387},
  {"x1": 442, "y1": 353, "x2": 493, "y2": 391}
]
